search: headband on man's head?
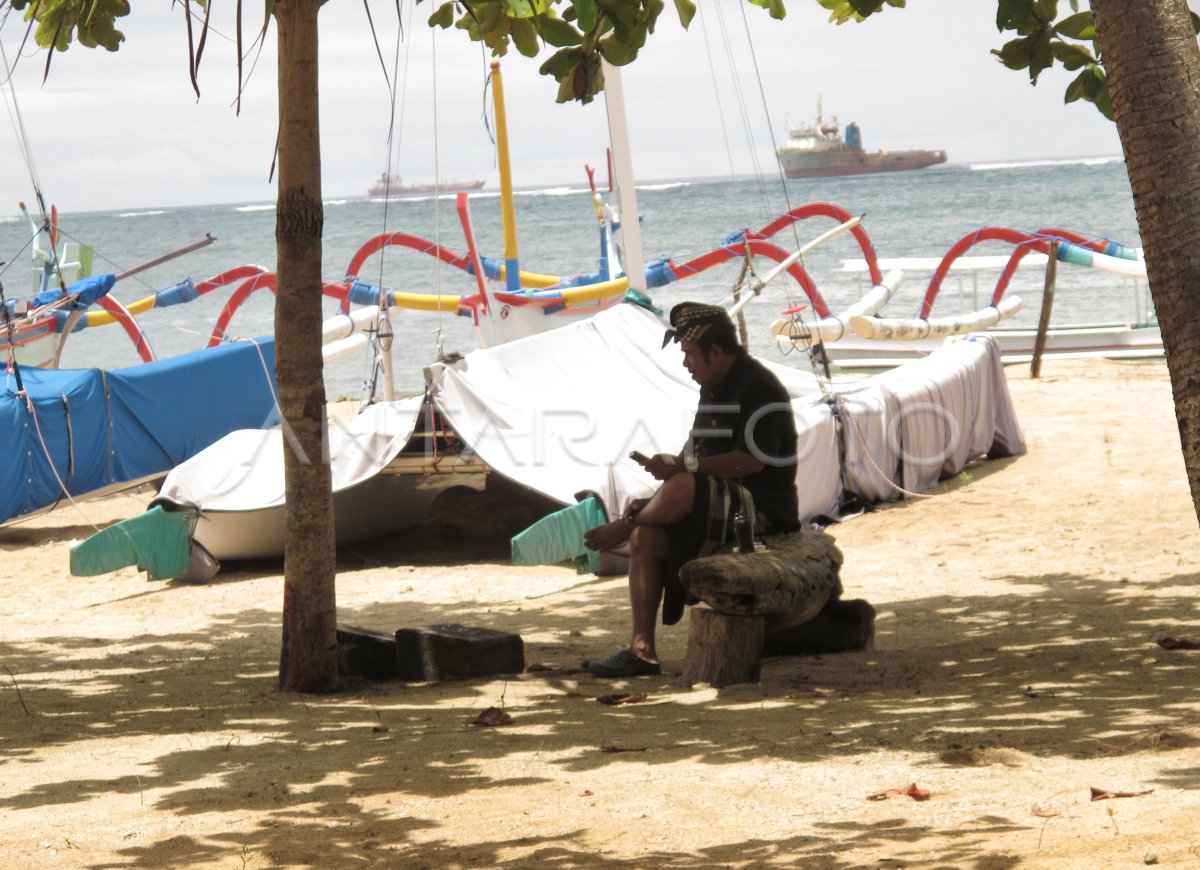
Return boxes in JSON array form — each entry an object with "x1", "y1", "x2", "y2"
[{"x1": 662, "y1": 302, "x2": 737, "y2": 349}]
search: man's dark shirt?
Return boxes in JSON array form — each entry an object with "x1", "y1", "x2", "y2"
[{"x1": 689, "y1": 351, "x2": 801, "y2": 532}]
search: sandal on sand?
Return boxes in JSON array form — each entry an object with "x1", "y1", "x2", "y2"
[{"x1": 581, "y1": 649, "x2": 662, "y2": 677}]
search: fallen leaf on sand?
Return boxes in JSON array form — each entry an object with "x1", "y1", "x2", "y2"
[
  {"x1": 1031, "y1": 804, "x2": 1061, "y2": 818},
  {"x1": 597, "y1": 693, "x2": 648, "y2": 706},
  {"x1": 600, "y1": 744, "x2": 647, "y2": 753},
  {"x1": 468, "y1": 707, "x2": 513, "y2": 727},
  {"x1": 1021, "y1": 686, "x2": 1056, "y2": 698},
  {"x1": 787, "y1": 688, "x2": 845, "y2": 699},
  {"x1": 1157, "y1": 637, "x2": 1200, "y2": 651},
  {"x1": 868, "y1": 783, "x2": 931, "y2": 801},
  {"x1": 1089, "y1": 786, "x2": 1154, "y2": 801}
]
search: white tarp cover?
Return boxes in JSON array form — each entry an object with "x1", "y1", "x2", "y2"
[
  {"x1": 157, "y1": 304, "x2": 1024, "y2": 533},
  {"x1": 831, "y1": 334, "x2": 1025, "y2": 502},
  {"x1": 875, "y1": 335, "x2": 1025, "y2": 493},
  {"x1": 431, "y1": 304, "x2": 844, "y2": 523},
  {"x1": 157, "y1": 397, "x2": 424, "y2": 511}
]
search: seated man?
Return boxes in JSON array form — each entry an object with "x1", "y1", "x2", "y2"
[{"x1": 582, "y1": 302, "x2": 801, "y2": 677}]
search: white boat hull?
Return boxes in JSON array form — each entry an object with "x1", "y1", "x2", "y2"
[
  {"x1": 822, "y1": 322, "x2": 1163, "y2": 371},
  {"x1": 192, "y1": 466, "x2": 484, "y2": 561}
]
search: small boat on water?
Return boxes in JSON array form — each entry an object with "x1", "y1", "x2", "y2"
[
  {"x1": 777, "y1": 98, "x2": 946, "y2": 179},
  {"x1": 768, "y1": 226, "x2": 1160, "y2": 370},
  {"x1": 368, "y1": 174, "x2": 485, "y2": 197}
]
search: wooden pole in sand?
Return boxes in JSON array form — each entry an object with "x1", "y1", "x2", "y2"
[{"x1": 1031, "y1": 240, "x2": 1059, "y2": 378}]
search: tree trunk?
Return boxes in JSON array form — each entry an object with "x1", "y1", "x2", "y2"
[
  {"x1": 1092, "y1": 1, "x2": 1200, "y2": 524},
  {"x1": 274, "y1": 0, "x2": 339, "y2": 692}
]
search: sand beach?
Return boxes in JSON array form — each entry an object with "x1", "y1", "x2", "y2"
[{"x1": 2, "y1": 356, "x2": 1198, "y2": 869}]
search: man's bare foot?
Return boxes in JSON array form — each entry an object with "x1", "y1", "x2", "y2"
[{"x1": 583, "y1": 519, "x2": 632, "y2": 552}]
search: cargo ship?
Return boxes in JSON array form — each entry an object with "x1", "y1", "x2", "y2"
[
  {"x1": 777, "y1": 101, "x2": 946, "y2": 179},
  {"x1": 368, "y1": 174, "x2": 485, "y2": 196}
]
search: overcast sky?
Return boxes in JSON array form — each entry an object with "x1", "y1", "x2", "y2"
[{"x1": 0, "y1": 0, "x2": 1130, "y2": 214}]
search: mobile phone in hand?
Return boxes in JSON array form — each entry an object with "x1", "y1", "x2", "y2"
[{"x1": 629, "y1": 450, "x2": 651, "y2": 464}]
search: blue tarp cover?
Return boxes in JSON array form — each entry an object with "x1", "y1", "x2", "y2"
[
  {"x1": 30, "y1": 273, "x2": 117, "y2": 310},
  {"x1": 1, "y1": 338, "x2": 277, "y2": 524}
]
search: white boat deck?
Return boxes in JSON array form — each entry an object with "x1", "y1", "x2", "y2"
[
  {"x1": 836, "y1": 248, "x2": 1144, "y2": 275},
  {"x1": 837, "y1": 254, "x2": 1050, "y2": 274},
  {"x1": 832, "y1": 251, "x2": 1154, "y2": 333}
]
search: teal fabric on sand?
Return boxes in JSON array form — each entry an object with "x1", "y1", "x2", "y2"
[
  {"x1": 511, "y1": 496, "x2": 608, "y2": 574},
  {"x1": 70, "y1": 505, "x2": 193, "y2": 581}
]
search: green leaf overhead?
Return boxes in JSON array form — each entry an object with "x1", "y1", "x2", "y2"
[
  {"x1": 510, "y1": 15, "x2": 540, "y2": 55},
  {"x1": 1051, "y1": 40, "x2": 1094, "y2": 71},
  {"x1": 996, "y1": 0, "x2": 1037, "y2": 31},
  {"x1": 536, "y1": 14, "x2": 583, "y2": 46},
  {"x1": 501, "y1": 0, "x2": 547, "y2": 16},
  {"x1": 428, "y1": 2, "x2": 456, "y2": 28},
  {"x1": 574, "y1": 0, "x2": 599, "y2": 31},
  {"x1": 747, "y1": 0, "x2": 787, "y2": 21},
  {"x1": 994, "y1": 33, "x2": 1036, "y2": 71},
  {"x1": 7, "y1": 0, "x2": 1123, "y2": 122},
  {"x1": 1065, "y1": 62, "x2": 1113, "y2": 119},
  {"x1": 11, "y1": 0, "x2": 130, "y2": 52},
  {"x1": 848, "y1": 0, "x2": 886, "y2": 15},
  {"x1": 672, "y1": 0, "x2": 696, "y2": 29},
  {"x1": 1031, "y1": 0, "x2": 1057, "y2": 24},
  {"x1": 1054, "y1": 10, "x2": 1095, "y2": 39}
]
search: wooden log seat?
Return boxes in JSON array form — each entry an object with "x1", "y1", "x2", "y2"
[
  {"x1": 678, "y1": 528, "x2": 845, "y2": 631},
  {"x1": 762, "y1": 598, "x2": 876, "y2": 657},
  {"x1": 678, "y1": 529, "x2": 871, "y2": 686}
]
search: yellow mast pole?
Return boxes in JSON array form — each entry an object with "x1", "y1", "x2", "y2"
[{"x1": 490, "y1": 61, "x2": 520, "y2": 291}]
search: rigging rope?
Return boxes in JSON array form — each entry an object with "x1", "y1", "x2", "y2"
[
  {"x1": 700, "y1": 2, "x2": 817, "y2": 342},
  {"x1": 697, "y1": 3, "x2": 747, "y2": 230},
  {"x1": 16, "y1": 384, "x2": 102, "y2": 533},
  {"x1": 731, "y1": 0, "x2": 807, "y2": 327},
  {"x1": 431, "y1": 22, "x2": 445, "y2": 351},
  {"x1": 361, "y1": 0, "x2": 416, "y2": 403},
  {"x1": 736, "y1": 0, "x2": 800, "y2": 249},
  {"x1": 0, "y1": 40, "x2": 44, "y2": 200},
  {"x1": 0, "y1": 40, "x2": 68, "y2": 296},
  {"x1": 712, "y1": 3, "x2": 773, "y2": 224}
]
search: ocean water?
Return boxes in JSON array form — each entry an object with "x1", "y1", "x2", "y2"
[{"x1": 1, "y1": 157, "x2": 1143, "y2": 398}]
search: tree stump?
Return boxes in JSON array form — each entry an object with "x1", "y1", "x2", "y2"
[{"x1": 682, "y1": 607, "x2": 766, "y2": 687}]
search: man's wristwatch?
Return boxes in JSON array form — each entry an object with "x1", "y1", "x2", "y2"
[{"x1": 684, "y1": 455, "x2": 700, "y2": 473}]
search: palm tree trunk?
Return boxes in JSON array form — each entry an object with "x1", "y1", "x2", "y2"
[
  {"x1": 1093, "y1": 0, "x2": 1200, "y2": 523},
  {"x1": 274, "y1": 0, "x2": 339, "y2": 692}
]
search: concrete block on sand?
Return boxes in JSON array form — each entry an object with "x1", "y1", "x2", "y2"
[
  {"x1": 395, "y1": 623, "x2": 525, "y2": 681},
  {"x1": 336, "y1": 625, "x2": 401, "y2": 680}
]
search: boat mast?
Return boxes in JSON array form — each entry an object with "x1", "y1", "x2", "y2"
[
  {"x1": 490, "y1": 62, "x2": 521, "y2": 294},
  {"x1": 600, "y1": 60, "x2": 646, "y2": 294}
]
